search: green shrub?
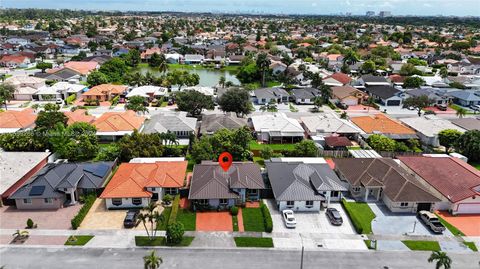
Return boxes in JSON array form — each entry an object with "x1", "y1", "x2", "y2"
[
  {"x1": 230, "y1": 206, "x2": 239, "y2": 216},
  {"x1": 260, "y1": 201, "x2": 273, "y2": 233},
  {"x1": 66, "y1": 94, "x2": 76, "y2": 105},
  {"x1": 71, "y1": 194, "x2": 96, "y2": 230},
  {"x1": 26, "y1": 218, "x2": 34, "y2": 229},
  {"x1": 110, "y1": 95, "x2": 120, "y2": 106},
  {"x1": 163, "y1": 194, "x2": 173, "y2": 205},
  {"x1": 168, "y1": 195, "x2": 181, "y2": 225},
  {"x1": 166, "y1": 222, "x2": 185, "y2": 244}
]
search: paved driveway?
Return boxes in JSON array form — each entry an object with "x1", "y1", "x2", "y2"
[
  {"x1": 369, "y1": 203, "x2": 453, "y2": 236},
  {"x1": 196, "y1": 212, "x2": 233, "y2": 232},
  {"x1": 265, "y1": 200, "x2": 357, "y2": 234},
  {"x1": 0, "y1": 204, "x2": 81, "y2": 229}
]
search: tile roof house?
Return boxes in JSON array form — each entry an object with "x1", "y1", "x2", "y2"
[
  {"x1": 64, "y1": 109, "x2": 95, "y2": 125},
  {"x1": 82, "y1": 84, "x2": 127, "y2": 102},
  {"x1": 363, "y1": 85, "x2": 404, "y2": 106},
  {"x1": 5, "y1": 75, "x2": 46, "y2": 101},
  {"x1": 324, "y1": 136, "x2": 353, "y2": 149},
  {"x1": 35, "y1": 68, "x2": 82, "y2": 82},
  {"x1": 0, "y1": 151, "x2": 51, "y2": 206},
  {"x1": 250, "y1": 113, "x2": 305, "y2": 144},
  {"x1": 399, "y1": 116, "x2": 466, "y2": 147},
  {"x1": 93, "y1": 111, "x2": 145, "y2": 141},
  {"x1": 331, "y1": 86, "x2": 369, "y2": 106},
  {"x1": 188, "y1": 161, "x2": 265, "y2": 209},
  {"x1": 0, "y1": 109, "x2": 37, "y2": 133},
  {"x1": 9, "y1": 161, "x2": 115, "y2": 210},
  {"x1": 334, "y1": 158, "x2": 440, "y2": 213},
  {"x1": 142, "y1": 112, "x2": 197, "y2": 145},
  {"x1": 450, "y1": 118, "x2": 480, "y2": 131},
  {"x1": 351, "y1": 114, "x2": 417, "y2": 140},
  {"x1": 290, "y1": 88, "x2": 321, "y2": 104},
  {"x1": 300, "y1": 113, "x2": 362, "y2": 137},
  {"x1": 399, "y1": 156, "x2": 480, "y2": 215},
  {"x1": 199, "y1": 112, "x2": 248, "y2": 136},
  {"x1": 63, "y1": 61, "x2": 99, "y2": 75},
  {"x1": 0, "y1": 55, "x2": 31, "y2": 68},
  {"x1": 253, "y1": 88, "x2": 290, "y2": 105},
  {"x1": 266, "y1": 158, "x2": 348, "y2": 211},
  {"x1": 449, "y1": 90, "x2": 480, "y2": 107},
  {"x1": 100, "y1": 161, "x2": 187, "y2": 209},
  {"x1": 323, "y1": 72, "x2": 353, "y2": 86}
]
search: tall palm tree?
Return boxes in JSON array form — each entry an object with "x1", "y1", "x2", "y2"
[
  {"x1": 144, "y1": 250, "x2": 163, "y2": 269},
  {"x1": 158, "y1": 54, "x2": 168, "y2": 74},
  {"x1": 256, "y1": 53, "x2": 271, "y2": 87},
  {"x1": 456, "y1": 107, "x2": 467, "y2": 118},
  {"x1": 428, "y1": 251, "x2": 452, "y2": 269},
  {"x1": 219, "y1": 76, "x2": 226, "y2": 88},
  {"x1": 0, "y1": 82, "x2": 16, "y2": 110},
  {"x1": 137, "y1": 213, "x2": 150, "y2": 239},
  {"x1": 319, "y1": 84, "x2": 332, "y2": 103}
]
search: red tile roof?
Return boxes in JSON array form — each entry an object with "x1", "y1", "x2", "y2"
[
  {"x1": 0, "y1": 109, "x2": 36, "y2": 129},
  {"x1": 64, "y1": 109, "x2": 95, "y2": 125},
  {"x1": 399, "y1": 156, "x2": 480, "y2": 202},
  {"x1": 325, "y1": 136, "x2": 353, "y2": 147},
  {"x1": 100, "y1": 162, "x2": 188, "y2": 198},
  {"x1": 324, "y1": 72, "x2": 352, "y2": 85},
  {"x1": 93, "y1": 111, "x2": 145, "y2": 132}
]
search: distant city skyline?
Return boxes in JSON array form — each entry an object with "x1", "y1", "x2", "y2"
[{"x1": 4, "y1": 0, "x2": 480, "y2": 17}]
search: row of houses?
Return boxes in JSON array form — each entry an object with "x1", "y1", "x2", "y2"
[{"x1": 2, "y1": 152, "x2": 479, "y2": 216}]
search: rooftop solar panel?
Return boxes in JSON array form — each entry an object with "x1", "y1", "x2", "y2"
[
  {"x1": 84, "y1": 164, "x2": 109, "y2": 178},
  {"x1": 29, "y1": 186, "x2": 46, "y2": 196}
]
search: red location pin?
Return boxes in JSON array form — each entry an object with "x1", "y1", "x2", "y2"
[{"x1": 218, "y1": 152, "x2": 233, "y2": 172}]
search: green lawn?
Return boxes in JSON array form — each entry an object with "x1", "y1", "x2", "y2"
[
  {"x1": 249, "y1": 140, "x2": 296, "y2": 151},
  {"x1": 364, "y1": 240, "x2": 376, "y2": 250},
  {"x1": 434, "y1": 213, "x2": 465, "y2": 236},
  {"x1": 135, "y1": 236, "x2": 194, "y2": 247},
  {"x1": 253, "y1": 156, "x2": 265, "y2": 167},
  {"x1": 469, "y1": 162, "x2": 480, "y2": 170},
  {"x1": 463, "y1": 242, "x2": 478, "y2": 252},
  {"x1": 176, "y1": 209, "x2": 196, "y2": 231},
  {"x1": 64, "y1": 235, "x2": 94, "y2": 246},
  {"x1": 157, "y1": 207, "x2": 172, "y2": 230},
  {"x1": 402, "y1": 240, "x2": 441, "y2": 251},
  {"x1": 341, "y1": 199, "x2": 376, "y2": 234},
  {"x1": 242, "y1": 208, "x2": 266, "y2": 232},
  {"x1": 234, "y1": 237, "x2": 274, "y2": 248}
]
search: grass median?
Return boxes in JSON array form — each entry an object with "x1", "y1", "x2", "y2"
[
  {"x1": 234, "y1": 237, "x2": 273, "y2": 248},
  {"x1": 135, "y1": 236, "x2": 194, "y2": 247},
  {"x1": 65, "y1": 235, "x2": 94, "y2": 246},
  {"x1": 402, "y1": 240, "x2": 440, "y2": 251}
]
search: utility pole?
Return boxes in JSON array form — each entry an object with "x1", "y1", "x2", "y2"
[{"x1": 300, "y1": 234, "x2": 304, "y2": 269}]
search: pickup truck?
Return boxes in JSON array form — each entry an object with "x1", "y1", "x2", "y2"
[{"x1": 418, "y1": 210, "x2": 446, "y2": 234}]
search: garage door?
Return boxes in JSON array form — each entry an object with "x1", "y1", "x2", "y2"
[
  {"x1": 386, "y1": 100, "x2": 401, "y2": 106},
  {"x1": 456, "y1": 204, "x2": 480, "y2": 214}
]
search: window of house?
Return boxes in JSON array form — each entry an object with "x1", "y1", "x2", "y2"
[
  {"x1": 331, "y1": 191, "x2": 339, "y2": 197},
  {"x1": 44, "y1": 198, "x2": 53, "y2": 204},
  {"x1": 112, "y1": 198, "x2": 122, "y2": 206},
  {"x1": 132, "y1": 198, "x2": 142, "y2": 206},
  {"x1": 219, "y1": 199, "x2": 228, "y2": 205},
  {"x1": 165, "y1": 188, "x2": 178, "y2": 195},
  {"x1": 23, "y1": 198, "x2": 32, "y2": 204},
  {"x1": 151, "y1": 187, "x2": 156, "y2": 191},
  {"x1": 352, "y1": 187, "x2": 361, "y2": 192},
  {"x1": 306, "y1": 201, "x2": 314, "y2": 208},
  {"x1": 248, "y1": 189, "x2": 258, "y2": 195},
  {"x1": 286, "y1": 201, "x2": 295, "y2": 207},
  {"x1": 198, "y1": 199, "x2": 208, "y2": 205},
  {"x1": 400, "y1": 202, "x2": 409, "y2": 207}
]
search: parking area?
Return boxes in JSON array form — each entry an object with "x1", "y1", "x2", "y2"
[
  {"x1": 0, "y1": 204, "x2": 81, "y2": 230},
  {"x1": 196, "y1": 212, "x2": 233, "y2": 232},
  {"x1": 79, "y1": 199, "x2": 159, "y2": 230},
  {"x1": 436, "y1": 211, "x2": 480, "y2": 236},
  {"x1": 265, "y1": 200, "x2": 357, "y2": 234},
  {"x1": 369, "y1": 203, "x2": 453, "y2": 236}
]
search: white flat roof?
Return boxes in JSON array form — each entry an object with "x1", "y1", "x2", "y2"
[
  {"x1": 0, "y1": 151, "x2": 50, "y2": 195},
  {"x1": 348, "y1": 149, "x2": 382, "y2": 158},
  {"x1": 269, "y1": 157, "x2": 327, "y2": 164}
]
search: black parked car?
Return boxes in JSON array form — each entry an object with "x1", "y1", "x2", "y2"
[
  {"x1": 123, "y1": 209, "x2": 139, "y2": 228},
  {"x1": 326, "y1": 208, "x2": 343, "y2": 226}
]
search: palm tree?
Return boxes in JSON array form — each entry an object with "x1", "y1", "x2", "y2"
[
  {"x1": 319, "y1": 84, "x2": 332, "y2": 103},
  {"x1": 0, "y1": 82, "x2": 16, "y2": 110},
  {"x1": 219, "y1": 76, "x2": 226, "y2": 88},
  {"x1": 456, "y1": 107, "x2": 467, "y2": 118},
  {"x1": 343, "y1": 50, "x2": 359, "y2": 65},
  {"x1": 137, "y1": 213, "x2": 150, "y2": 239},
  {"x1": 144, "y1": 250, "x2": 163, "y2": 269},
  {"x1": 428, "y1": 251, "x2": 452, "y2": 269},
  {"x1": 158, "y1": 54, "x2": 168, "y2": 74},
  {"x1": 256, "y1": 53, "x2": 271, "y2": 87}
]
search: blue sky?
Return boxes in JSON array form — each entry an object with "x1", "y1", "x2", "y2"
[{"x1": 5, "y1": 0, "x2": 480, "y2": 16}]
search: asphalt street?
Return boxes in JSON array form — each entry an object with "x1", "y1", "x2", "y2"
[{"x1": 1, "y1": 247, "x2": 479, "y2": 269}]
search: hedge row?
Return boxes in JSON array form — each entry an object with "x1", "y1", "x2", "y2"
[
  {"x1": 260, "y1": 201, "x2": 273, "y2": 233},
  {"x1": 66, "y1": 94, "x2": 76, "y2": 105},
  {"x1": 71, "y1": 194, "x2": 96, "y2": 230},
  {"x1": 168, "y1": 195, "x2": 181, "y2": 225}
]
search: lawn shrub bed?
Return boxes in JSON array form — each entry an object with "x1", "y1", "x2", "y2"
[{"x1": 71, "y1": 194, "x2": 96, "y2": 230}]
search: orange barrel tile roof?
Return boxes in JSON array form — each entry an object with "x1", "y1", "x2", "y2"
[
  {"x1": 351, "y1": 114, "x2": 416, "y2": 135},
  {"x1": 93, "y1": 111, "x2": 145, "y2": 132},
  {"x1": 0, "y1": 108, "x2": 37, "y2": 129}
]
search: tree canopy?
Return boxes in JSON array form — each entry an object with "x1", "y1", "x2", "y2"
[
  {"x1": 218, "y1": 88, "x2": 252, "y2": 116},
  {"x1": 175, "y1": 90, "x2": 214, "y2": 117}
]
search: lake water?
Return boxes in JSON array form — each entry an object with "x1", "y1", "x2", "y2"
[{"x1": 137, "y1": 66, "x2": 240, "y2": 87}]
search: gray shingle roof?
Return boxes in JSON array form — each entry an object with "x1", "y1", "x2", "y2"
[
  {"x1": 266, "y1": 161, "x2": 347, "y2": 201},
  {"x1": 9, "y1": 162, "x2": 115, "y2": 199},
  {"x1": 254, "y1": 88, "x2": 289, "y2": 99},
  {"x1": 143, "y1": 112, "x2": 197, "y2": 134},
  {"x1": 200, "y1": 113, "x2": 247, "y2": 135},
  {"x1": 365, "y1": 85, "x2": 401, "y2": 99},
  {"x1": 188, "y1": 162, "x2": 264, "y2": 200}
]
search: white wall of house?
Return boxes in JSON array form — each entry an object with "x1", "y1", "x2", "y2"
[
  {"x1": 451, "y1": 195, "x2": 480, "y2": 215},
  {"x1": 105, "y1": 197, "x2": 149, "y2": 209},
  {"x1": 383, "y1": 195, "x2": 419, "y2": 213},
  {"x1": 277, "y1": 200, "x2": 321, "y2": 212},
  {"x1": 295, "y1": 98, "x2": 313, "y2": 105}
]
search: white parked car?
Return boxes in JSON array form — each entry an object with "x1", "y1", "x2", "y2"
[{"x1": 282, "y1": 209, "x2": 296, "y2": 228}]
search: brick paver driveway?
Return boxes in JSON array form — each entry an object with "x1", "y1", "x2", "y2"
[
  {"x1": 0, "y1": 204, "x2": 81, "y2": 229},
  {"x1": 437, "y1": 211, "x2": 480, "y2": 236},
  {"x1": 196, "y1": 212, "x2": 233, "y2": 231}
]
